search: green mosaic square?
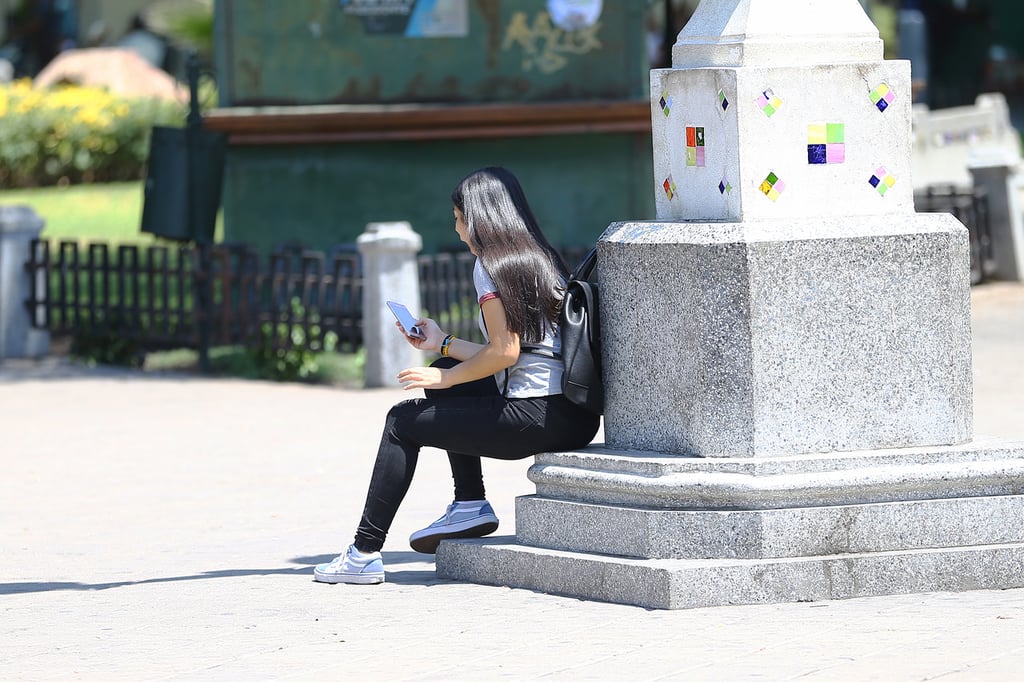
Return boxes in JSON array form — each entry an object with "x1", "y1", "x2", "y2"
[{"x1": 826, "y1": 123, "x2": 844, "y2": 143}]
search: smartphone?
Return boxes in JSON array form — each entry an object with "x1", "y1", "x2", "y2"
[{"x1": 386, "y1": 300, "x2": 425, "y2": 338}]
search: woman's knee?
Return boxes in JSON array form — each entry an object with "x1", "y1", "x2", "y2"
[
  {"x1": 431, "y1": 357, "x2": 460, "y2": 371},
  {"x1": 384, "y1": 399, "x2": 422, "y2": 436}
]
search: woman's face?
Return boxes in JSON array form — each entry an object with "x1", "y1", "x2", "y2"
[{"x1": 453, "y1": 206, "x2": 473, "y2": 253}]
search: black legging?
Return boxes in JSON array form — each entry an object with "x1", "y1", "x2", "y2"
[{"x1": 354, "y1": 358, "x2": 600, "y2": 553}]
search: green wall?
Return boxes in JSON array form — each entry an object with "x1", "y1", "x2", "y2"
[
  {"x1": 223, "y1": 133, "x2": 653, "y2": 254},
  {"x1": 215, "y1": 0, "x2": 647, "y2": 105},
  {"x1": 213, "y1": 0, "x2": 655, "y2": 254}
]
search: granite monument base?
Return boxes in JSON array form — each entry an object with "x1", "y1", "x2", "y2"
[
  {"x1": 435, "y1": 214, "x2": 1024, "y2": 609},
  {"x1": 436, "y1": 440, "x2": 1024, "y2": 610}
]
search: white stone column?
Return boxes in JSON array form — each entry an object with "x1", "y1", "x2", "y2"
[
  {"x1": 356, "y1": 221, "x2": 424, "y2": 388},
  {"x1": 437, "y1": 0, "x2": 1024, "y2": 610},
  {"x1": 0, "y1": 206, "x2": 49, "y2": 359}
]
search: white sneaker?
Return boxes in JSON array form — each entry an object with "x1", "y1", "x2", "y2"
[
  {"x1": 313, "y1": 544, "x2": 385, "y2": 584},
  {"x1": 409, "y1": 500, "x2": 499, "y2": 554}
]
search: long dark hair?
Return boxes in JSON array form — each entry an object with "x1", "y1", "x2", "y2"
[{"x1": 451, "y1": 167, "x2": 569, "y2": 344}]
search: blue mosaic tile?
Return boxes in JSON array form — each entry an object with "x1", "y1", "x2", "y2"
[{"x1": 808, "y1": 144, "x2": 827, "y2": 164}]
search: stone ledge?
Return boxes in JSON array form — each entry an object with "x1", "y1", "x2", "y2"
[
  {"x1": 436, "y1": 537, "x2": 1024, "y2": 610},
  {"x1": 530, "y1": 441, "x2": 1024, "y2": 509},
  {"x1": 515, "y1": 494, "x2": 1024, "y2": 560}
]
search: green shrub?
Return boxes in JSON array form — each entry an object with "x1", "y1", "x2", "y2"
[
  {"x1": 143, "y1": 345, "x2": 365, "y2": 387},
  {"x1": 69, "y1": 324, "x2": 146, "y2": 368},
  {"x1": 246, "y1": 298, "x2": 341, "y2": 382},
  {"x1": 0, "y1": 80, "x2": 184, "y2": 189}
]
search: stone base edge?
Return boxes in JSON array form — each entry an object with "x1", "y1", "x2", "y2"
[
  {"x1": 514, "y1": 494, "x2": 1024, "y2": 560},
  {"x1": 435, "y1": 537, "x2": 1024, "y2": 610},
  {"x1": 529, "y1": 440, "x2": 1024, "y2": 510}
]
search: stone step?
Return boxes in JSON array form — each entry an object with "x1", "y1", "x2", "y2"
[
  {"x1": 514, "y1": 494, "x2": 1024, "y2": 560},
  {"x1": 436, "y1": 537, "x2": 1024, "y2": 610}
]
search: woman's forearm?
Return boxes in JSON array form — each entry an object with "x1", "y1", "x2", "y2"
[
  {"x1": 441, "y1": 336, "x2": 518, "y2": 385},
  {"x1": 443, "y1": 336, "x2": 483, "y2": 362}
]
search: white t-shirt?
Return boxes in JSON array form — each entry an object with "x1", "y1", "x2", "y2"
[{"x1": 473, "y1": 259, "x2": 564, "y2": 398}]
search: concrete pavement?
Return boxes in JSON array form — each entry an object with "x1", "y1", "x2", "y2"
[{"x1": 1, "y1": 283, "x2": 1023, "y2": 680}]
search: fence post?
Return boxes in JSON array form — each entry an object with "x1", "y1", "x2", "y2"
[
  {"x1": 356, "y1": 221, "x2": 424, "y2": 387},
  {"x1": 0, "y1": 205, "x2": 49, "y2": 359}
]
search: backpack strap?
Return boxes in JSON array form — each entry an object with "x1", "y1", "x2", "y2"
[
  {"x1": 571, "y1": 247, "x2": 598, "y2": 283},
  {"x1": 520, "y1": 345, "x2": 560, "y2": 360}
]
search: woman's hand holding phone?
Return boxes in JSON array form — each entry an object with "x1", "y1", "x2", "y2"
[{"x1": 386, "y1": 301, "x2": 445, "y2": 351}]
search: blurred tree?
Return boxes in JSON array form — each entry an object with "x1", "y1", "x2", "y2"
[{"x1": 144, "y1": 0, "x2": 212, "y2": 58}]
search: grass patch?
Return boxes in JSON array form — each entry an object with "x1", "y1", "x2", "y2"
[
  {"x1": 0, "y1": 180, "x2": 222, "y2": 243},
  {"x1": 2, "y1": 181, "x2": 150, "y2": 243}
]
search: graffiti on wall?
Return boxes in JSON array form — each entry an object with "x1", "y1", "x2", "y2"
[{"x1": 502, "y1": 11, "x2": 602, "y2": 74}]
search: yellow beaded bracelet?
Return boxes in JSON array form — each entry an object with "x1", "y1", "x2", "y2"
[{"x1": 440, "y1": 334, "x2": 455, "y2": 357}]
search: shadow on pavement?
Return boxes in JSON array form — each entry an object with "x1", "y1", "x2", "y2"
[
  {"x1": 1, "y1": 551, "x2": 452, "y2": 594},
  {"x1": 0, "y1": 566, "x2": 314, "y2": 594}
]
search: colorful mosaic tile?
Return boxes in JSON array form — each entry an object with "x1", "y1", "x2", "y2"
[
  {"x1": 685, "y1": 126, "x2": 705, "y2": 167},
  {"x1": 759, "y1": 172, "x2": 786, "y2": 202},
  {"x1": 869, "y1": 83, "x2": 896, "y2": 112},
  {"x1": 718, "y1": 89, "x2": 729, "y2": 112},
  {"x1": 869, "y1": 166, "x2": 897, "y2": 196},
  {"x1": 756, "y1": 88, "x2": 782, "y2": 117},
  {"x1": 659, "y1": 91, "x2": 673, "y2": 117},
  {"x1": 719, "y1": 177, "x2": 733, "y2": 195},
  {"x1": 808, "y1": 123, "x2": 845, "y2": 164},
  {"x1": 663, "y1": 175, "x2": 677, "y2": 200}
]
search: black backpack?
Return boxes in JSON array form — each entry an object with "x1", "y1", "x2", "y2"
[
  {"x1": 522, "y1": 247, "x2": 604, "y2": 414},
  {"x1": 559, "y1": 247, "x2": 603, "y2": 414}
]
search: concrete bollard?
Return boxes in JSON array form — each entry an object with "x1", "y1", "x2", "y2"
[
  {"x1": 0, "y1": 205, "x2": 49, "y2": 359},
  {"x1": 356, "y1": 221, "x2": 424, "y2": 388}
]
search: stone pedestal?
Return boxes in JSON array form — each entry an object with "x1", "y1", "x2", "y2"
[
  {"x1": 435, "y1": 0, "x2": 1024, "y2": 608},
  {"x1": 598, "y1": 216, "x2": 972, "y2": 456},
  {"x1": 437, "y1": 214, "x2": 1024, "y2": 608},
  {"x1": 356, "y1": 221, "x2": 424, "y2": 387}
]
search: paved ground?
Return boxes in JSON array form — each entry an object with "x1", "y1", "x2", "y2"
[{"x1": 1, "y1": 283, "x2": 1022, "y2": 681}]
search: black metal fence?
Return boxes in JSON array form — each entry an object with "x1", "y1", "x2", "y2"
[
  {"x1": 26, "y1": 240, "x2": 363, "y2": 353},
  {"x1": 915, "y1": 185, "x2": 997, "y2": 285},
  {"x1": 25, "y1": 240, "x2": 593, "y2": 354}
]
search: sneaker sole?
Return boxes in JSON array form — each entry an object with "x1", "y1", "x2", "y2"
[
  {"x1": 313, "y1": 570, "x2": 385, "y2": 585},
  {"x1": 409, "y1": 520, "x2": 499, "y2": 554}
]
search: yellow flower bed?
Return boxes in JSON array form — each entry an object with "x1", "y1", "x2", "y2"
[{"x1": 0, "y1": 80, "x2": 184, "y2": 188}]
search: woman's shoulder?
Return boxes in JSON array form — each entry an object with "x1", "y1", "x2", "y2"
[{"x1": 473, "y1": 258, "x2": 497, "y2": 294}]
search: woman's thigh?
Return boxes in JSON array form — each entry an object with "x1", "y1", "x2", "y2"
[{"x1": 389, "y1": 395, "x2": 576, "y2": 461}]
